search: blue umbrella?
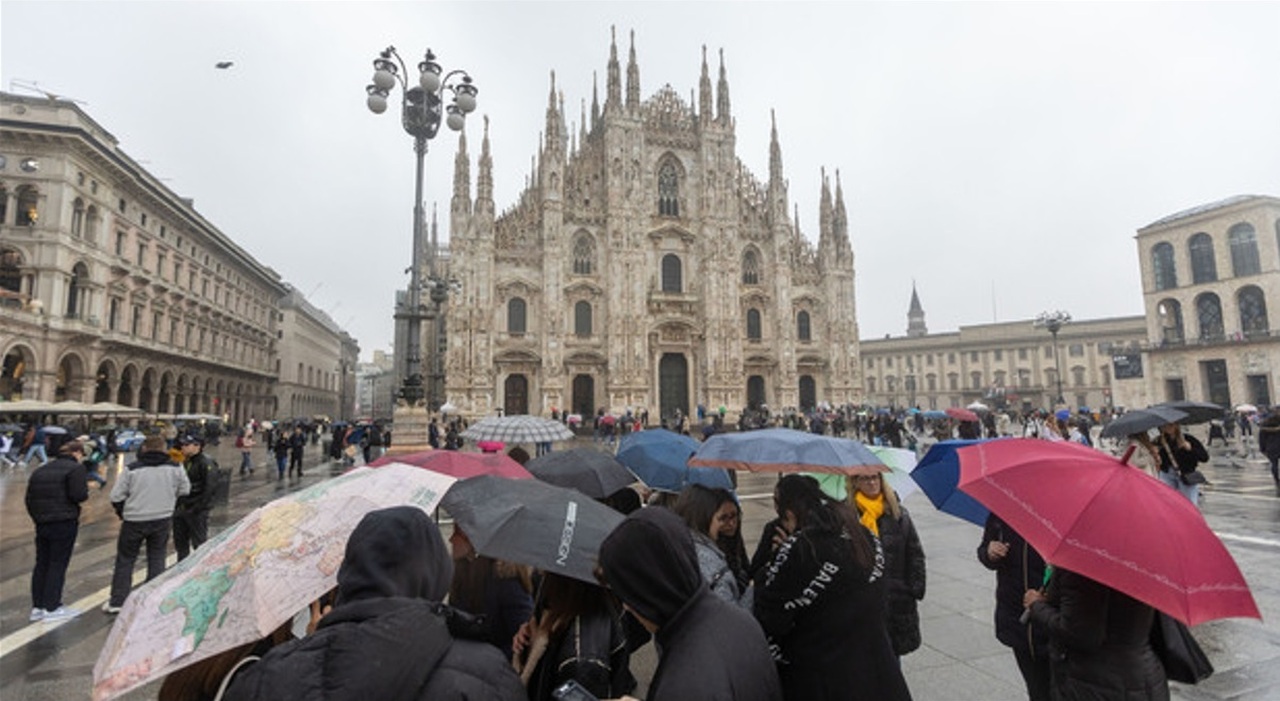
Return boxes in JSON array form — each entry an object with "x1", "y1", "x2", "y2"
[
  {"x1": 922, "y1": 410, "x2": 948, "y2": 420},
  {"x1": 616, "y1": 429, "x2": 701, "y2": 492},
  {"x1": 911, "y1": 439, "x2": 991, "y2": 526},
  {"x1": 689, "y1": 428, "x2": 885, "y2": 476},
  {"x1": 686, "y1": 466, "x2": 735, "y2": 491}
]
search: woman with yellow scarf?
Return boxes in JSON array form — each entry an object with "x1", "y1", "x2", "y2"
[{"x1": 850, "y1": 472, "x2": 927, "y2": 656}]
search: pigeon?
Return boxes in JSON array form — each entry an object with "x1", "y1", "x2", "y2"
[{"x1": 215, "y1": 61, "x2": 234, "y2": 69}]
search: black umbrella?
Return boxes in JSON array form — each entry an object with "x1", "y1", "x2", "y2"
[
  {"x1": 1101, "y1": 406, "x2": 1190, "y2": 439},
  {"x1": 442, "y1": 475, "x2": 625, "y2": 584},
  {"x1": 525, "y1": 448, "x2": 637, "y2": 498},
  {"x1": 1151, "y1": 401, "x2": 1224, "y2": 425}
]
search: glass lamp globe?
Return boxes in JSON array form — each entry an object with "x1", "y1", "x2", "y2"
[
  {"x1": 373, "y1": 69, "x2": 396, "y2": 91},
  {"x1": 455, "y1": 91, "x2": 477, "y2": 113},
  {"x1": 446, "y1": 111, "x2": 465, "y2": 131},
  {"x1": 420, "y1": 69, "x2": 441, "y2": 93},
  {"x1": 367, "y1": 93, "x2": 388, "y2": 114}
]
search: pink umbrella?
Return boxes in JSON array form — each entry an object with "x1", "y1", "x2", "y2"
[
  {"x1": 945, "y1": 407, "x2": 980, "y2": 423},
  {"x1": 367, "y1": 450, "x2": 532, "y2": 480},
  {"x1": 957, "y1": 439, "x2": 1259, "y2": 626}
]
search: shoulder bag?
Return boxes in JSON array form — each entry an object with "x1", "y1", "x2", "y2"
[{"x1": 1149, "y1": 611, "x2": 1213, "y2": 684}]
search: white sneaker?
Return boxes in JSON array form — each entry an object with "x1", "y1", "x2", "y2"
[
  {"x1": 29, "y1": 608, "x2": 44, "y2": 622},
  {"x1": 101, "y1": 602, "x2": 122, "y2": 614},
  {"x1": 42, "y1": 606, "x2": 81, "y2": 621}
]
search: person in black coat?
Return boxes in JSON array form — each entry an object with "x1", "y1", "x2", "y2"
[
  {"x1": 598, "y1": 507, "x2": 781, "y2": 701},
  {"x1": 850, "y1": 472, "x2": 926, "y2": 656},
  {"x1": 24, "y1": 439, "x2": 90, "y2": 621},
  {"x1": 754, "y1": 475, "x2": 912, "y2": 701},
  {"x1": 1155, "y1": 422, "x2": 1209, "y2": 506},
  {"x1": 173, "y1": 435, "x2": 216, "y2": 561},
  {"x1": 223, "y1": 506, "x2": 523, "y2": 701},
  {"x1": 1024, "y1": 567, "x2": 1170, "y2": 701},
  {"x1": 978, "y1": 512, "x2": 1050, "y2": 701},
  {"x1": 1258, "y1": 412, "x2": 1280, "y2": 496}
]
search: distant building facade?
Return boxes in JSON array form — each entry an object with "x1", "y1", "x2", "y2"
[
  {"x1": 275, "y1": 286, "x2": 359, "y2": 421},
  {"x1": 356, "y1": 350, "x2": 397, "y2": 419},
  {"x1": 443, "y1": 31, "x2": 860, "y2": 421}
]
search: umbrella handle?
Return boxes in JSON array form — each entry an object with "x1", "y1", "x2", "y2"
[{"x1": 1120, "y1": 444, "x2": 1136, "y2": 466}]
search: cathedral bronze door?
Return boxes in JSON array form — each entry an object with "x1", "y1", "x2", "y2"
[
  {"x1": 572, "y1": 374, "x2": 595, "y2": 418},
  {"x1": 798, "y1": 375, "x2": 816, "y2": 411},
  {"x1": 747, "y1": 375, "x2": 766, "y2": 410},
  {"x1": 504, "y1": 374, "x2": 529, "y2": 416},
  {"x1": 659, "y1": 353, "x2": 689, "y2": 422}
]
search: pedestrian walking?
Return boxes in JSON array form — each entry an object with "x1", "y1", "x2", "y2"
[
  {"x1": 173, "y1": 435, "x2": 217, "y2": 561},
  {"x1": 1258, "y1": 411, "x2": 1280, "y2": 496},
  {"x1": 978, "y1": 512, "x2": 1050, "y2": 701},
  {"x1": 1156, "y1": 422, "x2": 1208, "y2": 506},
  {"x1": 288, "y1": 426, "x2": 306, "y2": 478},
  {"x1": 237, "y1": 430, "x2": 255, "y2": 476},
  {"x1": 272, "y1": 432, "x2": 289, "y2": 480},
  {"x1": 850, "y1": 471, "x2": 927, "y2": 657},
  {"x1": 21, "y1": 424, "x2": 49, "y2": 468},
  {"x1": 25, "y1": 439, "x2": 89, "y2": 621},
  {"x1": 104, "y1": 436, "x2": 190, "y2": 613}
]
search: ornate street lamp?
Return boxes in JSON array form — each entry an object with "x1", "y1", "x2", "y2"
[
  {"x1": 1033, "y1": 310, "x2": 1072, "y2": 407},
  {"x1": 365, "y1": 46, "x2": 476, "y2": 408}
]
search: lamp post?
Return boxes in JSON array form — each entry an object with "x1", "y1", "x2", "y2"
[
  {"x1": 365, "y1": 45, "x2": 476, "y2": 409},
  {"x1": 1033, "y1": 310, "x2": 1072, "y2": 407}
]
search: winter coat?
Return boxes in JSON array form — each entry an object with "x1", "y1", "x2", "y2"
[
  {"x1": 25, "y1": 455, "x2": 89, "y2": 524},
  {"x1": 1027, "y1": 568, "x2": 1169, "y2": 701},
  {"x1": 225, "y1": 507, "x2": 523, "y2": 701},
  {"x1": 691, "y1": 529, "x2": 750, "y2": 608},
  {"x1": 867, "y1": 503, "x2": 926, "y2": 655},
  {"x1": 976, "y1": 513, "x2": 1050, "y2": 658},
  {"x1": 110, "y1": 450, "x2": 190, "y2": 521},
  {"x1": 1156, "y1": 433, "x2": 1208, "y2": 476},
  {"x1": 449, "y1": 556, "x2": 534, "y2": 661},
  {"x1": 1259, "y1": 416, "x2": 1280, "y2": 461},
  {"x1": 525, "y1": 606, "x2": 635, "y2": 701},
  {"x1": 176, "y1": 451, "x2": 216, "y2": 512},
  {"x1": 754, "y1": 523, "x2": 912, "y2": 701},
  {"x1": 599, "y1": 508, "x2": 781, "y2": 701}
]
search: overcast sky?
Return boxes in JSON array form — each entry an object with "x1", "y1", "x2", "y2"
[{"x1": 4, "y1": 2, "x2": 1278, "y2": 361}]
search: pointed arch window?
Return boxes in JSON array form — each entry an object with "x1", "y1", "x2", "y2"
[
  {"x1": 661, "y1": 254, "x2": 682, "y2": 293},
  {"x1": 1188, "y1": 233, "x2": 1216, "y2": 284},
  {"x1": 1152, "y1": 242, "x2": 1177, "y2": 290},
  {"x1": 507, "y1": 297, "x2": 527, "y2": 334},
  {"x1": 746, "y1": 308, "x2": 762, "y2": 341},
  {"x1": 574, "y1": 301, "x2": 593, "y2": 337},
  {"x1": 658, "y1": 162, "x2": 679, "y2": 217},
  {"x1": 572, "y1": 233, "x2": 595, "y2": 275},
  {"x1": 1196, "y1": 292, "x2": 1224, "y2": 341},
  {"x1": 797, "y1": 310, "x2": 812, "y2": 341},
  {"x1": 742, "y1": 249, "x2": 760, "y2": 285},
  {"x1": 1228, "y1": 223, "x2": 1260, "y2": 277},
  {"x1": 1238, "y1": 285, "x2": 1269, "y2": 337}
]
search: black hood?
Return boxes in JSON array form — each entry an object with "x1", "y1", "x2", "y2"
[
  {"x1": 599, "y1": 507, "x2": 704, "y2": 628},
  {"x1": 337, "y1": 506, "x2": 453, "y2": 604}
]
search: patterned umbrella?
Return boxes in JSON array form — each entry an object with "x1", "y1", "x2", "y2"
[{"x1": 460, "y1": 415, "x2": 575, "y2": 443}]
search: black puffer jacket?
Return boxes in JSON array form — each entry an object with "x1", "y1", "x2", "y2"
[
  {"x1": 25, "y1": 455, "x2": 89, "y2": 524},
  {"x1": 977, "y1": 512, "x2": 1049, "y2": 657},
  {"x1": 224, "y1": 507, "x2": 523, "y2": 701},
  {"x1": 176, "y1": 451, "x2": 216, "y2": 512},
  {"x1": 1027, "y1": 568, "x2": 1169, "y2": 701},
  {"x1": 866, "y1": 503, "x2": 926, "y2": 655}
]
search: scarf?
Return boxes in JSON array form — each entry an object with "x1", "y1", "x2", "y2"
[{"x1": 855, "y1": 491, "x2": 885, "y2": 537}]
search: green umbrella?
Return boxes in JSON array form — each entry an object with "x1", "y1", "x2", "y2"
[{"x1": 807, "y1": 446, "x2": 920, "y2": 502}]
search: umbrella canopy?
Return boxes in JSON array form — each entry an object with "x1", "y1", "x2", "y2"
[
  {"x1": 957, "y1": 439, "x2": 1259, "y2": 626},
  {"x1": 808, "y1": 446, "x2": 920, "y2": 502},
  {"x1": 460, "y1": 415, "x2": 575, "y2": 443},
  {"x1": 1100, "y1": 406, "x2": 1189, "y2": 439},
  {"x1": 1236, "y1": 403, "x2": 1259, "y2": 414},
  {"x1": 367, "y1": 450, "x2": 532, "y2": 480},
  {"x1": 685, "y1": 465, "x2": 736, "y2": 491},
  {"x1": 526, "y1": 448, "x2": 637, "y2": 498},
  {"x1": 689, "y1": 428, "x2": 887, "y2": 476},
  {"x1": 910, "y1": 439, "x2": 991, "y2": 526},
  {"x1": 442, "y1": 475, "x2": 624, "y2": 584},
  {"x1": 1151, "y1": 400, "x2": 1223, "y2": 424},
  {"x1": 0, "y1": 399, "x2": 58, "y2": 414},
  {"x1": 42, "y1": 425, "x2": 70, "y2": 435},
  {"x1": 946, "y1": 407, "x2": 980, "y2": 423},
  {"x1": 921, "y1": 409, "x2": 948, "y2": 420},
  {"x1": 92, "y1": 465, "x2": 455, "y2": 701},
  {"x1": 615, "y1": 428, "x2": 700, "y2": 492},
  {"x1": 966, "y1": 401, "x2": 990, "y2": 412},
  {"x1": 0, "y1": 423, "x2": 23, "y2": 433}
]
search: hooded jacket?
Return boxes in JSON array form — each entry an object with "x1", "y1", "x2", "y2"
[
  {"x1": 224, "y1": 507, "x2": 523, "y2": 701},
  {"x1": 600, "y1": 508, "x2": 780, "y2": 701}
]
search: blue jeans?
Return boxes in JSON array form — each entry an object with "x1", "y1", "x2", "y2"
[
  {"x1": 32, "y1": 520, "x2": 79, "y2": 611},
  {"x1": 1158, "y1": 469, "x2": 1200, "y2": 506},
  {"x1": 109, "y1": 518, "x2": 171, "y2": 607},
  {"x1": 23, "y1": 444, "x2": 48, "y2": 465}
]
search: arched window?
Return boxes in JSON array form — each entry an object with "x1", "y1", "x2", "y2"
[
  {"x1": 71, "y1": 198, "x2": 85, "y2": 238},
  {"x1": 16, "y1": 186, "x2": 39, "y2": 226},
  {"x1": 746, "y1": 308, "x2": 762, "y2": 341},
  {"x1": 742, "y1": 249, "x2": 760, "y2": 285},
  {"x1": 661, "y1": 254, "x2": 682, "y2": 293},
  {"x1": 1196, "y1": 292, "x2": 1224, "y2": 341},
  {"x1": 572, "y1": 233, "x2": 595, "y2": 275},
  {"x1": 797, "y1": 310, "x2": 811, "y2": 341},
  {"x1": 1238, "y1": 285, "x2": 1269, "y2": 337},
  {"x1": 507, "y1": 297, "x2": 527, "y2": 334},
  {"x1": 574, "y1": 301, "x2": 592, "y2": 337},
  {"x1": 1188, "y1": 233, "x2": 1216, "y2": 284},
  {"x1": 1152, "y1": 242, "x2": 1177, "y2": 290},
  {"x1": 658, "y1": 162, "x2": 679, "y2": 217},
  {"x1": 66, "y1": 262, "x2": 88, "y2": 317},
  {"x1": 0, "y1": 248, "x2": 23, "y2": 296},
  {"x1": 1228, "y1": 223, "x2": 1261, "y2": 277},
  {"x1": 1158, "y1": 299, "x2": 1184, "y2": 344}
]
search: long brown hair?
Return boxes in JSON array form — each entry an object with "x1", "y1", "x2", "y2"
[
  {"x1": 775, "y1": 474, "x2": 873, "y2": 569},
  {"x1": 158, "y1": 623, "x2": 292, "y2": 701}
]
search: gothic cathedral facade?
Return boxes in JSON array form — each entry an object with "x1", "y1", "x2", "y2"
[{"x1": 444, "y1": 30, "x2": 861, "y2": 421}]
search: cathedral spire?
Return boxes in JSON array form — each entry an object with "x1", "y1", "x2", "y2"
[
  {"x1": 579, "y1": 98, "x2": 588, "y2": 148},
  {"x1": 699, "y1": 45, "x2": 713, "y2": 125},
  {"x1": 907, "y1": 282, "x2": 928, "y2": 337},
  {"x1": 716, "y1": 48, "x2": 731, "y2": 124},
  {"x1": 606, "y1": 26, "x2": 621, "y2": 110},
  {"x1": 475, "y1": 116, "x2": 493, "y2": 217},
  {"x1": 625, "y1": 29, "x2": 640, "y2": 111},
  {"x1": 768, "y1": 109, "x2": 783, "y2": 183},
  {"x1": 591, "y1": 71, "x2": 600, "y2": 128},
  {"x1": 451, "y1": 130, "x2": 470, "y2": 216},
  {"x1": 544, "y1": 71, "x2": 564, "y2": 156},
  {"x1": 833, "y1": 169, "x2": 848, "y2": 239},
  {"x1": 819, "y1": 167, "x2": 833, "y2": 245}
]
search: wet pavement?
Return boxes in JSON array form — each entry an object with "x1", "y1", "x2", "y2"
[{"x1": 2, "y1": 434, "x2": 1278, "y2": 700}]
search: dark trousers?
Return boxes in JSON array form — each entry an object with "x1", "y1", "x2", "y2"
[
  {"x1": 109, "y1": 517, "x2": 171, "y2": 607},
  {"x1": 289, "y1": 450, "x2": 303, "y2": 474},
  {"x1": 1013, "y1": 643, "x2": 1052, "y2": 701},
  {"x1": 31, "y1": 519, "x2": 79, "y2": 611},
  {"x1": 172, "y1": 508, "x2": 209, "y2": 561}
]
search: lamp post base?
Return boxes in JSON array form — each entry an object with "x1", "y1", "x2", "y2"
[{"x1": 389, "y1": 401, "x2": 433, "y2": 456}]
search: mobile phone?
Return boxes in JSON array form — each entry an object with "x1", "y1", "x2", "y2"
[{"x1": 551, "y1": 679, "x2": 599, "y2": 701}]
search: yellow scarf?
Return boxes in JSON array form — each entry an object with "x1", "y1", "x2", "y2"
[{"x1": 855, "y1": 491, "x2": 885, "y2": 537}]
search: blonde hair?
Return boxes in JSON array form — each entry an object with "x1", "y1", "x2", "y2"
[{"x1": 847, "y1": 473, "x2": 901, "y2": 520}]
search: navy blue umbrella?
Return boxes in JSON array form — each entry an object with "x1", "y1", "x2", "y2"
[
  {"x1": 688, "y1": 428, "x2": 885, "y2": 476},
  {"x1": 911, "y1": 439, "x2": 991, "y2": 526},
  {"x1": 616, "y1": 429, "x2": 700, "y2": 492}
]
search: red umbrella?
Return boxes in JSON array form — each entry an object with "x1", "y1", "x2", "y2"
[
  {"x1": 945, "y1": 407, "x2": 980, "y2": 422},
  {"x1": 957, "y1": 439, "x2": 1259, "y2": 626},
  {"x1": 367, "y1": 450, "x2": 533, "y2": 480}
]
